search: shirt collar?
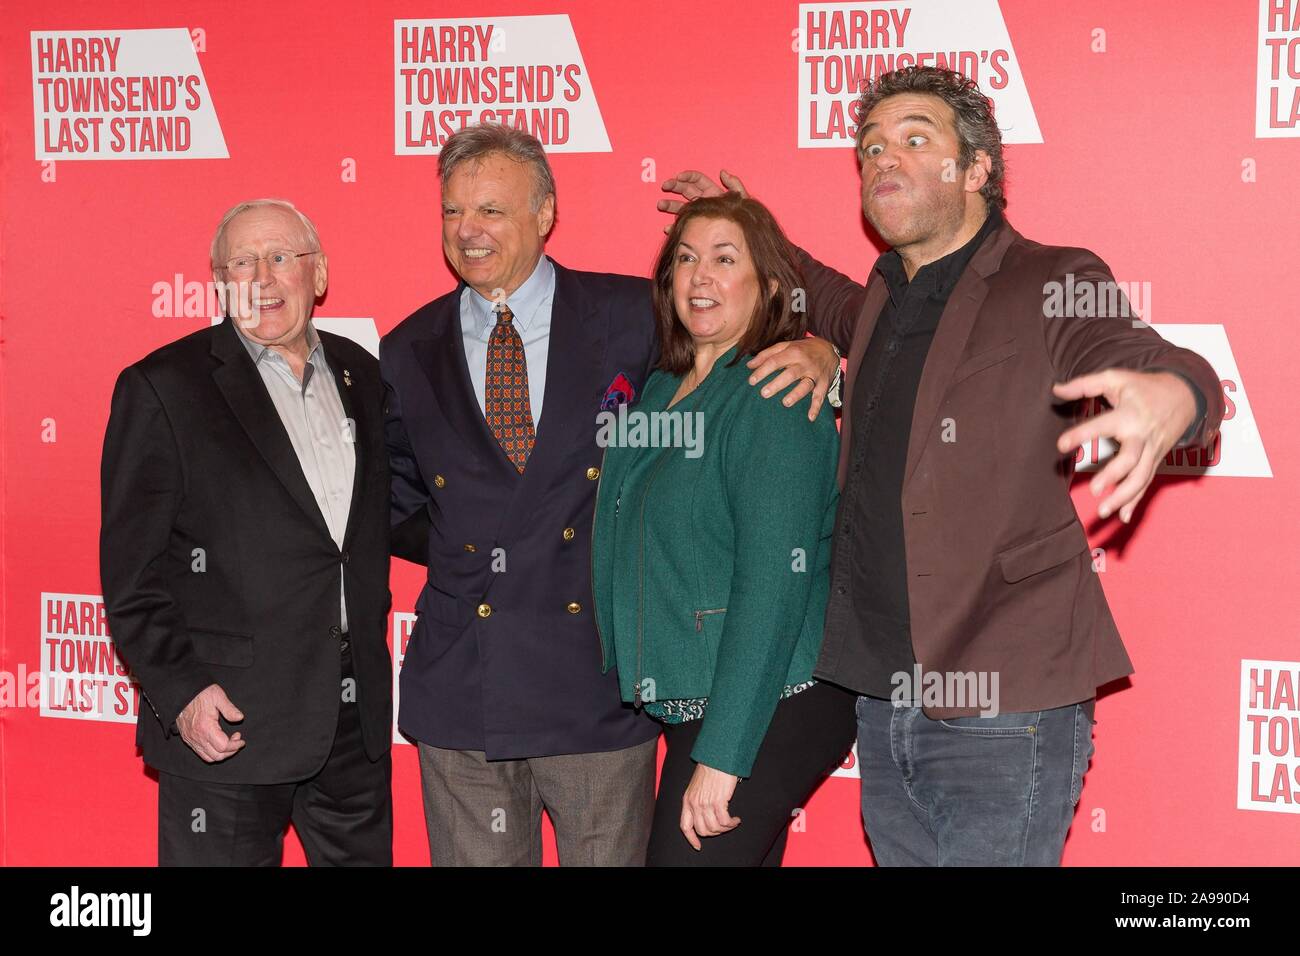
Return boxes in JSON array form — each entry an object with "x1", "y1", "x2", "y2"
[
  {"x1": 233, "y1": 317, "x2": 324, "y2": 370},
  {"x1": 876, "y1": 205, "x2": 1004, "y2": 304},
  {"x1": 464, "y1": 254, "x2": 555, "y2": 335}
]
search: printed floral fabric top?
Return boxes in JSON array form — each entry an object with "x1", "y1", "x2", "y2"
[{"x1": 645, "y1": 680, "x2": 818, "y2": 724}]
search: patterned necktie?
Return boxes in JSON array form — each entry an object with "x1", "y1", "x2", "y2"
[{"x1": 484, "y1": 304, "x2": 535, "y2": 473}]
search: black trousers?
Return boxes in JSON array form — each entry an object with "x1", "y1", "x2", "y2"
[
  {"x1": 157, "y1": 645, "x2": 392, "y2": 866},
  {"x1": 647, "y1": 680, "x2": 857, "y2": 866}
]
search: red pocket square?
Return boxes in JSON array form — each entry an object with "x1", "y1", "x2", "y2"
[{"x1": 601, "y1": 372, "x2": 636, "y2": 410}]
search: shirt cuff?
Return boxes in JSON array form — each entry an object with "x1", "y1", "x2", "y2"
[
  {"x1": 827, "y1": 343, "x2": 844, "y2": 409},
  {"x1": 1157, "y1": 368, "x2": 1207, "y2": 447}
]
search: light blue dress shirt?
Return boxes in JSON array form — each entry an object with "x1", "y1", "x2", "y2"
[{"x1": 459, "y1": 254, "x2": 556, "y2": 426}]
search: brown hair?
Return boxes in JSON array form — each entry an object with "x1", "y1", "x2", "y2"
[
  {"x1": 854, "y1": 66, "x2": 1007, "y2": 212},
  {"x1": 652, "y1": 192, "x2": 805, "y2": 375}
]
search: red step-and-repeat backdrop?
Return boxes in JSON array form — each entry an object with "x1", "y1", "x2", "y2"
[{"x1": 2, "y1": 0, "x2": 1297, "y2": 865}]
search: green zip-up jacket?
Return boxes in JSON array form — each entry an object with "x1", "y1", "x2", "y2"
[{"x1": 591, "y1": 345, "x2": 840, "y2": 778}]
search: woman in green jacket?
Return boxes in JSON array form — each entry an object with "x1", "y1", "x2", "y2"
[{"x1": 591, "y1": 192, "x2": 857, "y2": 865}]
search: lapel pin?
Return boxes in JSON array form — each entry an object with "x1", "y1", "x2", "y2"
[{"x1": 343, "y1": 369, "x2": 353, "y2": 386}]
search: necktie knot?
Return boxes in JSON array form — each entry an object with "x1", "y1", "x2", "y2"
[{"x1": 494, "y1": 304, "x2": 515, "y2": 326}]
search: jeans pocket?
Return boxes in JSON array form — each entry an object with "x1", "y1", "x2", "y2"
[
  {"x1": 1070, "y1": 705, "x2": 1097, "y2": 806},
  {"x1": 937, "y1": 710, "x2": 1040, "y2": 737}
]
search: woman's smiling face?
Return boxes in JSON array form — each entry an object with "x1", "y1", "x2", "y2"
[{"x1": 671, "y1": 216, "x2": 760, "y2": 352}]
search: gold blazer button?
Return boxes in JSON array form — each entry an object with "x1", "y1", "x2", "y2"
[
  {"x1": 434, "y1": 474, "x2": 446, "y2": 488},
  {"x1": 562, "y1": 527, "x2": 576, "y2": 541},
  {"x1": 565, "y1": 602, "x2": 581, "y2": 614},
  {"x1": 477, "y1": 603, "x2": 492, "y2": 618},
  {"x1": 586, "y1": 467, "x2": 600, "y2": 480}
]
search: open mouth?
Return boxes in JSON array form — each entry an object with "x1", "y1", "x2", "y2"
[
  {"x1": 689, "y1": 297, "x2": 719, "y2": 310},
  {"x1": 253, "y1": 297, "x2": 284, "y2": 312},
  {"x1": 462, "y1": 248, "x2": 494, "y2": 260}
]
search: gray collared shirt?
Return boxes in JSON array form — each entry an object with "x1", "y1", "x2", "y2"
[
  {"x1": 459, "y1": 254, "x2": 556, "y2": 425},
  {"x1": 235, "y1": 320, "x2": 355, "y2": 630}
]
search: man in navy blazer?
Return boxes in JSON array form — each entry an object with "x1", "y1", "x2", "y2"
[{"x1": 382, "y1": 124, "x2": 663, "y2": 865}]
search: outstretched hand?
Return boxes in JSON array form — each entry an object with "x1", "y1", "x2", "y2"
[{"x1": 1054, "y1": 369, "x2": 1198, "y2": 524}]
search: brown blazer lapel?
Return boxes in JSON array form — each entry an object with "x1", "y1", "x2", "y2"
[{"x1": 903, "y1": 221, "x2": 1020, "y2": 486}]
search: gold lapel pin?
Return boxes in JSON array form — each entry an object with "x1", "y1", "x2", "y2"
[{"x1": 343, "y1": 369, "x2": 353, "y2": 386}]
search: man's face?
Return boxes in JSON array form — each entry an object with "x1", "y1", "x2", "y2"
[
  {"x1": 856, "y1": 92, "x2": 984, "y2": 249},
  {"x1": 441, "y1": 151, "x2": 555, "y2": 301},
  {"x1": 215, "y1": 205, "x2": 326, "y2": 347}
]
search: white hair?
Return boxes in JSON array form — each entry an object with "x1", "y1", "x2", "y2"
[{"x1": 210, "y1": 198, "x2": 322, "y2": 268}]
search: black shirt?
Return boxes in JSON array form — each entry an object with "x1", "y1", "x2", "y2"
[{"x1": 835, "y1": 207, "x2": 1004, "y2": 701}]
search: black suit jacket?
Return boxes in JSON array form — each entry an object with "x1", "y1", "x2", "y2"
[
  {"x1": 381, "y1": 258, "x2": 661, "y2": 758},
  {"x1": 99, "y1": 317, "x2": 393, "y2": 783}
]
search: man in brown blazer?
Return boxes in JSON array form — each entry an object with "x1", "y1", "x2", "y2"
[{"x1": 660, "y1": 66, "x2": 1223, "y2": 865}]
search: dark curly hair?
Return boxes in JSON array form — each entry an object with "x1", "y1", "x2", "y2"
[{"x1": 854, "y1": 66, "x2": 1007, "y2": 211}]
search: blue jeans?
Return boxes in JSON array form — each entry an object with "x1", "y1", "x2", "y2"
[{"x1": 855, "y1": 695, "x2": 1096, "y2": 866}]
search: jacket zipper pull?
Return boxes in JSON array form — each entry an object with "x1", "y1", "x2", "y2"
[
  {"x1": 695, "y1": 610, "x2": 704, "y2": 632},
  {"x1": 633, "y1": 681, "x2": 642, "y2": 706},
  {"x1": 615, "y1": 494, "x2": 621, "y2": 517}
]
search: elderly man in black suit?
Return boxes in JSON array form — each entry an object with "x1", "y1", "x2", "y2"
[{"x1": 100, "y1": 199, "x2": 394, "y2": 866}]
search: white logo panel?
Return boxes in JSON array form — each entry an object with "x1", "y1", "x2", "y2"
[
  {"x1": 395, "y1": 16, "x2": 611, "y2": 154},
  {"x1": 797, "y1": 1, "x2": 1041, "y2": 148},
  {"x1": 32, "y1": 29, "x2": 227, "y2": 160}
]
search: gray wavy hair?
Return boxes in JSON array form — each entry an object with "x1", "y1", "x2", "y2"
[
  {"x1": 210, "y1": 198, "x2": 322, "y2": 269},
  {"x1": 438, "y1": 122, "x2": 557, "y2": 214}
]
